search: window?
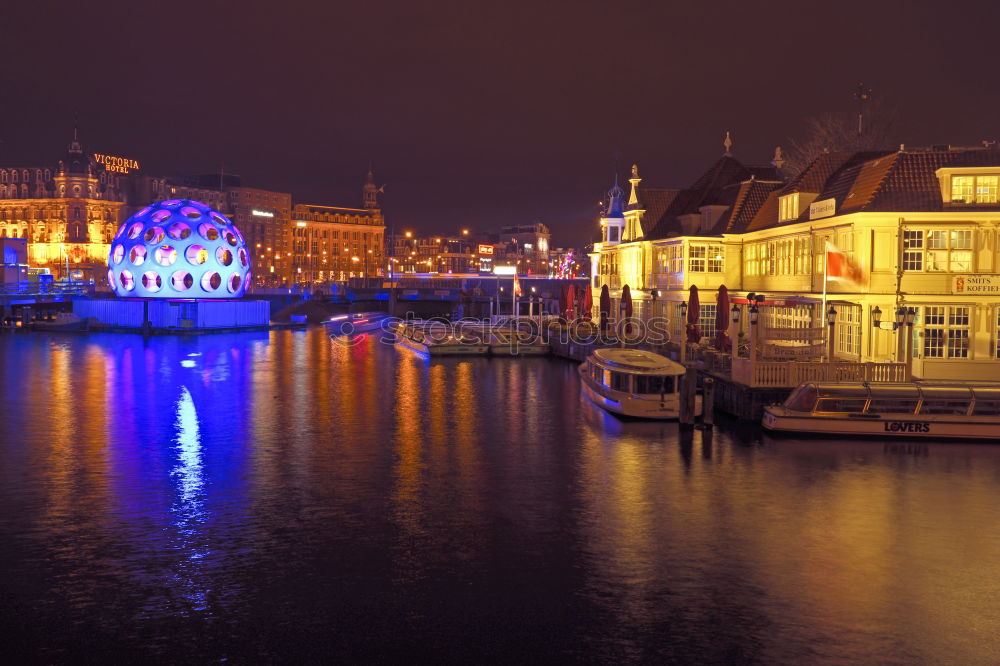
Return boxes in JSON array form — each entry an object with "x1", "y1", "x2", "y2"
[
  {"x1": 635, "y1": 375, "x2": 675, "y2": 394},
  {"x1": 867, "y1": 399, "x2": 918, "y2": 414},
  {"x1": 698, "y1": 304, "x2": 717, "y2": 341},
  {"x1": 919, "y1": 306, "x2": 970, "y2": 358},
  {"x1": 815, "y1": 398, "x2": 867, "y2": 413},
  {"x1": 779, "y1": 193, "x2": 799, "y2": 221},
  {"x1": 902, "y1": 230, "x2": 923, "y2": 271},
  {"x1": 951, "y1": 175, "x2": 999, "y2": 203},
  {"x1": 996, "y1": 308, "x2": 1000, "y2": 359},
  {"x1": 919, "y1": 400, "x2": 970, "y2": 415},
  {"x1": 689, "y1": 244, "x2": 706, "y2": 272},
  {"x1": 925, "y1": 230, "x2": 972, "y2": 272},
  {"x1": 835, "y1": 305, "x2": 861, "y2": 356}
]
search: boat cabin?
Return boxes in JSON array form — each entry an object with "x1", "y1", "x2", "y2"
[
  {"x1": 586, "y1": 349, "x2": 684, "y2": 396},
  {"x1": 783, "y1": 382, "x2": 1000, "y2": 417}
]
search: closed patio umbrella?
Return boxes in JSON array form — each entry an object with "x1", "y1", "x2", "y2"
[
  {"x1": 621, "y1": 284, "x2": 633, "y2": 335},
  {"x1": 599, "y1": 285, "x2": 611, "y2": 331},
  {"x1": 582, "y1": 285, "x2": 593, "y2": 321},
  {"x1": 559, "y1": 284, "x2": 568, "y2": 319},
  {"x1": 686, "y1": 284, "x2": 701, "y2": 344},
  {"x1": 714, "y1": 285, "x2": 731, "y2": 351},
  {"x1": 565, "y1": 283, "x2": 576, "y2": 320}
]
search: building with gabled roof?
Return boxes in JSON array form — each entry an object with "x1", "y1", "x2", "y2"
[{"x1": 591, "y1": 140, "x2": 1000, "y2": 380}]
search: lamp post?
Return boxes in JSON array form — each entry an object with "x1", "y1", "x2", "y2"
[
  {"x1": 678, "y1": 300, "x2": 688, "y2": 364},
  {"x1": 904, "y1": 307, "x2": 915, "y2": 381},
  {"x1": 827, "y1": 305, "x2": 837, "y2": 363}
]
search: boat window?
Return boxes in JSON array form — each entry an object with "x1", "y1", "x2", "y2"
[
  {"x1": 635, "y1": 375, "x2": 674, "y2": 395},
  {"x1": 602, "y1": 369, "x2": 612, "y2": 387},
  {"x1": 815, "y1": 398, "x2": 867, "y2": 413},
  {"x1": 593, "y1": 365, "x2": 602, "y2": 384},
  {"x1": 785, "y1": 385, "x2": 818, "y2": 411},
  {"x1": 918, "y1": 400, "x2": 970, "y2": 415},
  {"x1": 610, "y1": 371, "x2": 631, "y2": 393},
  {"x1": 971, "y1": 400, "x2": 1000, "y2": 416},
  {"x1": 867, "y1": 399, "x2": 919, "y2": 414}
]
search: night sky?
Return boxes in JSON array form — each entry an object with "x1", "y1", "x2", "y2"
[{"x1": 3, "y1": 0, "x2": 999, "y2": 247}]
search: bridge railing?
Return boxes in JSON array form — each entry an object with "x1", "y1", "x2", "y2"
[{"x1": 0, "y1": 282, "x2": 95, "y2": 297}]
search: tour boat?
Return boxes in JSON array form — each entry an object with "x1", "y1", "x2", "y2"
[
  {"x1": 395, "y1": 320, "x2": 489, "y2": 356},
  {"x1": 323, "y1": 311, "x2": 391, "y2": 335},
  {"x1": 463, "y1": 323, "x2": 550, "y2": 356},
  {"x1": 762, "y1": 381, "x2": 1000, "y2": 440},
  {"x1": 578, "y1": 348, "x2": 695, "y2": 419}
]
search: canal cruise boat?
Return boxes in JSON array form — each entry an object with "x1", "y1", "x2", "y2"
[
  {"x1": 578, "y1": 348, "x2": 694, "y2": 420},
  {"x1": 762, "y1": 381, "x2": 1000, "y2": 440},
  {"x1": 323, "y1": 311, "x2": 391, "y2": 336},
  {"x1": 395, "y1": 320, "x2": 490, "y2": 356}
]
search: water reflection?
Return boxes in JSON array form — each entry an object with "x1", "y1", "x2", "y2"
[{"x1": 0, "y1": 328, "x2": 998, "y2": 663}]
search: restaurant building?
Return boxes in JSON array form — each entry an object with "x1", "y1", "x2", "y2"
[{"x1": 591, "y1": 140, "x2": 1000, "y2": 380}]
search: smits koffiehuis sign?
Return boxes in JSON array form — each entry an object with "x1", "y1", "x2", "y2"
[{"x1": 93, "y1": 153, "x2": 140, "y2": 174}]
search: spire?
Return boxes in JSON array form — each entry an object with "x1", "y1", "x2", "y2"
[
  {"x1": 606, "y1": 175, "x2": 624, "y2": 218},
  {"x1": 723, "y1": 130, "x2": 733, "y2": 156},
  {"x1": 627, "y1": 163, "x2": 642, "y2": 207},
  {"x1": 68, "y1": 114, "x2": 83, "y2": 154},
  {"x1": 363, "y1": 164, "x2": 379, "y2": 209}
]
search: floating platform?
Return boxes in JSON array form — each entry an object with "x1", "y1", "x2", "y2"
[{"x1": 72, "y1": 297, "x2": 271, "y2": 332}]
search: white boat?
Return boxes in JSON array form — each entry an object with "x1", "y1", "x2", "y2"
[
  {"x1": 395, "y1": 320, "x2": 489, "y2": 356},
  {"x1": 578, "y1": 348, "x2": 696, "y2": 420},
  {"x1": 762, "y1": 381, "x2": 1000, "y2": 440},
  {"x1": 463, "y1": 324, "x2": 550, "y2": 356},
  {"x1": 32, "y1": 311, "x2": 90, "y2": 332}
]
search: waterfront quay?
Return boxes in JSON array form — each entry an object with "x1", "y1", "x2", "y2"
[{"x1": 2, "y1": 326, "x2": 999, "y2": 663}]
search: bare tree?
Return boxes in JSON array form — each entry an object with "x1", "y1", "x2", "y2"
[{"x1": 784, "y1": 97, "x2": 900, "y2": 176}]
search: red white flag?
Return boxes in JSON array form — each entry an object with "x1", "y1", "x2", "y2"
[
  {"x1": 513, "y1": 273, "x2": 522, "y2": 297},
  {"x1": 825, "y1": 241, "x2": 863, "y2": 285}
]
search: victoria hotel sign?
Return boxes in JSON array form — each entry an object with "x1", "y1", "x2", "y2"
[{"x1": 93, "y1": 153, "x2": 140, "y2": 174}]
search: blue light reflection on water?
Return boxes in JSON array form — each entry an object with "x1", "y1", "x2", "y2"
[{"x1": 0, "y1": 329, "x2": 999, "y2": 663}]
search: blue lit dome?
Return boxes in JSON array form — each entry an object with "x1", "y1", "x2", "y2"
[{"x1": 107, "y1": 200, "x2": 251, "y2": 298}]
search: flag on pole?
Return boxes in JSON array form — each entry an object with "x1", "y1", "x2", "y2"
[
  {"x1": 513, "y1": 273, "x2": 522, "y2": 297},
  {"x1": 825, "y1": 241, "x2": 863, "y2": 285}
]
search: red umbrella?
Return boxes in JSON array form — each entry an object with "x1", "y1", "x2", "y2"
[
  {"x1": 599, "y1": 284, "x2": 611, "y2": 331},
  {"x1": 686, "y1": 284, "x2": 701, "y2": 344},
  {"x1": 582, "y1": 285, "x2": 593, "y2": 320},
  {"x1": 565, "y1": 283, "x2": 576, "y2": 320},
  {"x1": 621, "y1": 284, "x2": 633, "y2": 336},
  {"x1": 714, "y1": 285, "x2": 731, "y2": 351}
]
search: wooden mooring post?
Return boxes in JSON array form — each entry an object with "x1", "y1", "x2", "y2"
[
  {"x1": 681, "y1": 366, "x2": 697, "y2": 425},
  {"x1": 702, "y1": 377, "x2": 715, "y2": 426}
]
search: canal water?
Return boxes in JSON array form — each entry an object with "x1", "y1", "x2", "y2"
[{"x1": 1, "y1": 328, "x2": 998, "y2": 664}]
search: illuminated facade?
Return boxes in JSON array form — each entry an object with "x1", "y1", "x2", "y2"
[
  {"x1": 290, "y1": 170, "x2": 385, "y2": 283},
  {"x1": 591, "y1": 144, "x2": 1000, "y2": 380},
  {"x1": 107, "y1": 200, "x2": 250, "y2": 298},
  {"x1": 0, "y1": 130, "x2": 125, "y2": 282}
]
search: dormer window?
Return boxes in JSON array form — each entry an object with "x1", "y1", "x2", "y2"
[
  {"x1": 779, "y1": 193, "x2": 799, "y2": 222},
  {"x1": 950, "y1": 175, "x2": 997, "y2": 203}
]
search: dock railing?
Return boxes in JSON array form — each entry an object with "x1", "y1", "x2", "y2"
[{"x1": 729, "y1": 358, "x2": 907, "y2": 387}]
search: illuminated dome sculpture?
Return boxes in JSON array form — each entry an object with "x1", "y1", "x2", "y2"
[{"x1": 107, "y1": 200, "x2": 251, "y2": 298}]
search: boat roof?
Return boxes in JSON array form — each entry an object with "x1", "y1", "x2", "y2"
[
  {"x1": 591, "y1": 348, "x2": 685, "y2": 375},
  {"x1": 798, "y1": 381, "x2": 1000, "y2": 400}
]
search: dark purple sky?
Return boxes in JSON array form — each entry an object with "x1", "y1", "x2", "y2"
[{"x1": 3, "y1": 0, "x2": 998, "y2": 247}]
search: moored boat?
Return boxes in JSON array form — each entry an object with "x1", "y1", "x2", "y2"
[
  {"x1": 32, "y1": 312, "x2": 90, "y2": 332},
  {"x1": 578, "y1": 348, "x2": 695, "y2": 419},
  {"x1": 323, "y1": 311, "x2": 391, "y2": 335},
  {"x1": 395, "y1": 320, "x2": 489, "y2": 356},
  {"x1": 762, "y1": 381, "x2": 1000, "y2": 440}
]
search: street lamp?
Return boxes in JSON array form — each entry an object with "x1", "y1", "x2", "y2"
[
  {"x1": 731, "y1": 303, "x2": 740, "y2": 324},
  {"x1": 749, "y1": 304, "x2": 759, "y2": 325},
  {"x1": 827, "y1": 305, "x2": 837, "y2": 361}
]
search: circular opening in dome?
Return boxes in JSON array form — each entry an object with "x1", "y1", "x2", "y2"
[
  {"x1": 127, "y1": 222, "x2": 144, "y2": 239},
  {"x1": 238, "y1": 248, "x2": 248, "y2": 267},
  {"x1": 188, "y1": 201, "x2": 210, "y2": 212},
  {"x1": 201, "y1": 271, "x2": 222, "y2": 291},
  {"x1": 168, "y1": 222, "x2": 192, "y2": 240},
  {"x1": 180, "y1": 206, "x2": 202, "y2": 219},
  {"x1": 162, "y1": 199, "x2": 182, "y2": 207},
  {"x1": 198, "y1": 223, "x2": 220, "y2": 241},
  {"x1": 107, "y1": 269, "x2": 116, "y2": 290},
  {"x1": 224, "y1": 231, "x2": 238, "y2": 247},
  {"x1": 216, "y1": 247, "x2": 233, "y2": 266},
  {"x1": 129, "y1": 245, "x2": 147, "y2": 265},
  {"x1": 155, "y1": 245, "x2": 177, "y2": 266},
  {"x1": 185, "y1": 245, "x2": 208, "y2": 265},
  {"x1": 119, "y1": 270, "x2": 135, "y2": 291},
  {"x1": 211, "y1": 212, "x2": 229, "y2": 227},
  {"x1": 151, "y1": 210, "x2": 172, "y2": 224},
  {"x1": 142, "y1": 271, "x2": 162, "y2": 292},
  {"x1": 111, "y1": 244, "x2": 124, "y2": 264},
  {"x1": 171, "y1": 270, "x2": 194, "y2": 291},
  {"x1": 228, "y1": 273, "x2": 242, "y2": 293},
  {"x1": 245, "y1": 272, "x2": 252, "y2": 286},
  {"x1": 136, "y1": 206, "x2": 153, "y2": 218},
  {"x1": 144, "y1": 226, "x2": 165, "y2": 243}
]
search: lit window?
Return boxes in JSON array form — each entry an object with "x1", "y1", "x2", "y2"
[
  {"x1": 779, "y1": 193, "x2": 799, "y2": 222},
  {"x1": 919, "y1": 306, "x2": 970, "y2": 358},
  {"x1": 924, "y1": 229, "x2": 972, "y2": 272},
  {"x1": 951, "y1": 175, "x2": 999, "y2": 204}
]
